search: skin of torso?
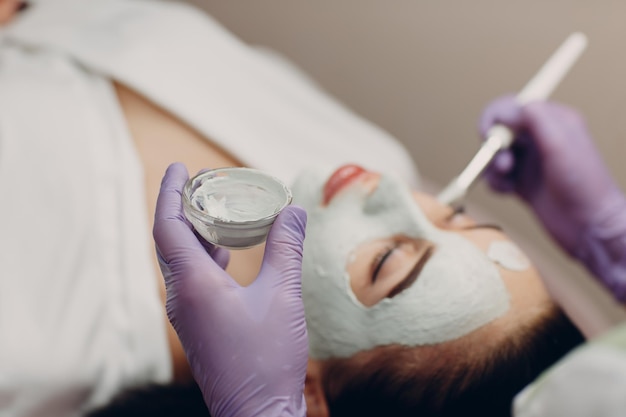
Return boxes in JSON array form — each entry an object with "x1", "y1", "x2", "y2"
[{"x1": 114, "y1": 82, "x2": 265, "y2": 382}]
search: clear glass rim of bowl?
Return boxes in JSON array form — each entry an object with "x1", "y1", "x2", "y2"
[{"x1": 182, "y1": 167, "x2": 293, "y2": 226}]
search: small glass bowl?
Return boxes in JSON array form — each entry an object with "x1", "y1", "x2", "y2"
[{"x1": 182, "y1": 167, "x2": 292, "y2": 249}]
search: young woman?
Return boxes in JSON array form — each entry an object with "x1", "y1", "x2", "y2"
[
  {"x1": 92, "y1": 161, "x2": 583, "y2": 417},
  {"x1": 0, "y1": 1, "x2": 582, "y2": 416}
]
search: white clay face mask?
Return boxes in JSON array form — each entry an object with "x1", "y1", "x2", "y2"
[{"x1": 291, "y1": 168, "x2": 511, "y2": 359}]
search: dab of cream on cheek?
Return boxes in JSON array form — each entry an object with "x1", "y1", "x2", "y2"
[
  {"x1": 190, "y1": 177, "x2": 282, "y2": 222},
  {"x1": 487, "y1": 240, "x2": 531, "y2": 271}
]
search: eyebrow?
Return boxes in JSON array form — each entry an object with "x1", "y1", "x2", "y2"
[
  {"x1": 445, "y1": 206, "x2": 504, "y2": 232},
  {"x1": 462, "y1": 224, "x2": 503, "y2": 232},
  {"x1": 387, "y1": 245, "x2": 434, "y2": 299}
]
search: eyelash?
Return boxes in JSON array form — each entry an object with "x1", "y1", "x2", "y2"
[
  {"x1": 445, "y1": 205, "x2": 465, "y2": 222},
  {"x1": 371, "y1": 242, "x2": 399, "y2": 283}
]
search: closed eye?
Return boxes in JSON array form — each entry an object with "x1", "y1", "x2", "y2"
[
  {"x1": 371, "y1": 239, "x2": 435, "y2": 297},
  {"x1": 349, "y1": 235, "x2": 435, "y2": 307},
  {"x1": 387, "y1": 245, "x2": 434, "y2": 298},
  {"x1": 371, "y1": 243, "x2": 398, "y2": 283}
]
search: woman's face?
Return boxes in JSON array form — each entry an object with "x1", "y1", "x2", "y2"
[{"x1": 292, "y1": 164, "x2": 551, "y2": 359}]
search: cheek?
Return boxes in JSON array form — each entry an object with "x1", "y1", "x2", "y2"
[
  {"x1": 303, "y1": 210, "x2": 360, "y2": 274},
  {"x1": 456, "y1": 229, "x2": 550, "y2": 311},
  {"x1": 345, "y1": 247, "x2": 385, "y2": 308},
  {"x1": 458, "y1": 230, "x2": 536, "y2": 278},
  {"x1": 345, "y1": 250, "x2": 367, "y2": 297},
  {"x1": 497, "y1": 263, "x2": 549, "y2": 313}
]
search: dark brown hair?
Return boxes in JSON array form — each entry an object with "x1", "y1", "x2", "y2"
[
  {"x1": 87, "y1": 383, "x2": 209, "y2": 417},
  {"x1": 89, "y1": 306, "x2": 582, "y2": 417},
  {"x1": 321, "y1": 305, "x2": 583, "y2": 417}
]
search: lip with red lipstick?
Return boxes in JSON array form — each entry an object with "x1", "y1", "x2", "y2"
[{"x1": 323, "y1": 164, "x2": 369, "y2": 205}]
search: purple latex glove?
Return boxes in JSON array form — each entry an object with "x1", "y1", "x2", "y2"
[
  {"x1": 153, "y1": 163, "x2": 308, "y2": 417},
  {"x1": 480, "y1": 96, "x2": 626, "y2": 301}
]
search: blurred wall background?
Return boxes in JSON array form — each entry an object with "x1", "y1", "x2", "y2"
[{"x1": 187, "y1": 1, "x2": 626, "y2": 325}]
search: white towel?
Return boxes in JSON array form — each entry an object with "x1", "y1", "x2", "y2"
[{"x1": 0, "y1": 0, "x2": 420, "y2": 415}]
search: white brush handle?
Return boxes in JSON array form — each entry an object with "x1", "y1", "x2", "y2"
[
  {"x1": 517, "y1": 32, "x2": 588, "y2": 105},
  {"x1": 437, "y1": 32, "x2": 588, "y2": 207},
  {"x1": 488, "y1": 31, "x2": 588, "y2": 148}
]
